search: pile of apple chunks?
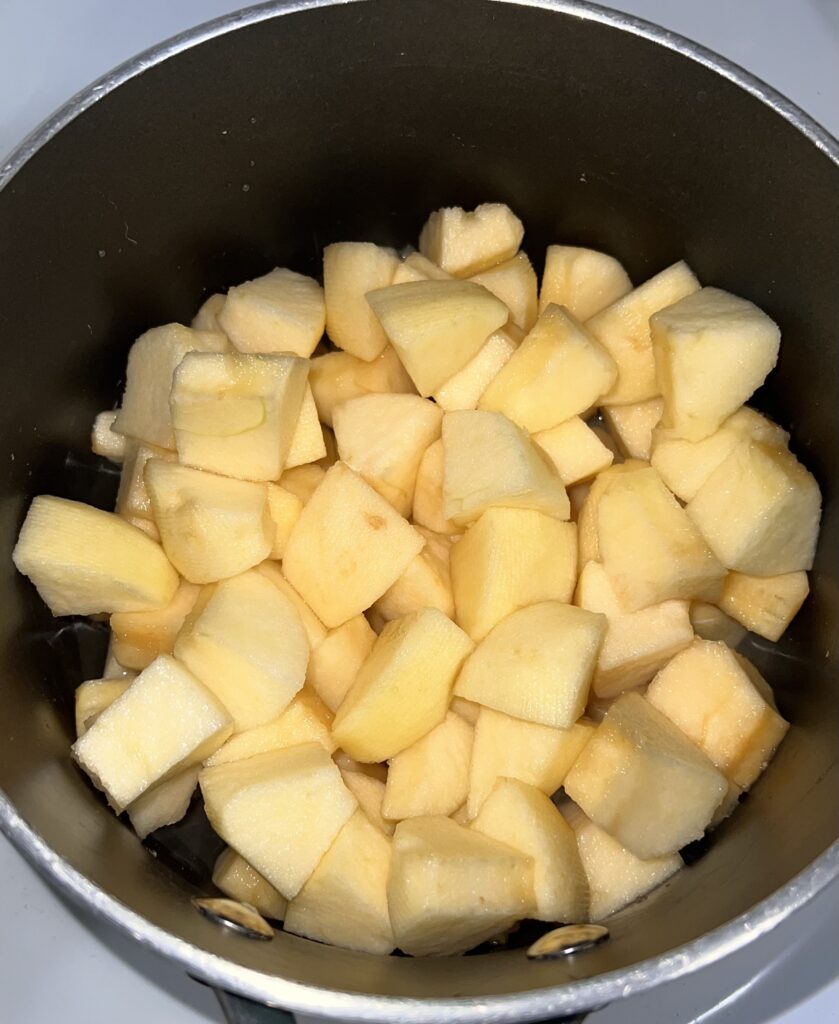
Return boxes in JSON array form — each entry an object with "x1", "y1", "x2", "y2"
[{"x1": 13, "y1": 203, "x2": 822, "y2": 958}]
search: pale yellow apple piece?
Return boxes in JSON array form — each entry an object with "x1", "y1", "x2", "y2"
[
  {"x1": 74, "y1": 679, "x2": 131, "y2": 737},
  {"x1": 13, "y1": 495, "x2": 179, "y2": 615},
  {"x1": 127, "y1": 765, "x2": 200, "y2": 839},
  {"x1": 455, "y1": 602, "x2": 606, "y2": 729},
  {"x1": 387, "y1": 815, "x2": 534, "y2": 956},
  {"x1": 116, "y1": 442, "x2": 176, "y2": 525},
  {"x1": 213, "y1": 848, "x2": 288, "y2": 921},
  {"x1": 200, "y1": 742, "x2": 357, "y2": 899},
  {"x1": 256, "y1": 561, "x2": 328, "y2": 651},
  {"x1": 418, "y1": 203, "x2": 524, "y2": 277},
  {"x1": 91, "y1": 410, "x2": 126, "y2": 462},
  {"x1": 110, "y1": 579, "x2": 201, "y2": 670},
  {"x1": 470, "y1": 252, "x2": 538, "y2": 331},
  {"x1": 392, "y1": 251, "x2": 453, "y2": 284},
  {"x1": 285, "y1": 386, "x2": 327, "y2": 469},
  {"x1": 372, "y1": 528, "x2": 454, "y2": 621},
  {"x1": 533, "y1": 417, "x2": 614, "y2": 486},
  {"x1": 145, "y1": 460, "x2": 272, "y2": 584},
  {"x1": 601, "y1": 398, "x2": 664, "y2": 460},
  {"x1": 103, "y1": 641, "x2": 138, "y2": 682},
  {"x1": 412, "y1": 439, "x2": 461, "y2": 535},
  {"x1": 265, "y1": 484, "x2": 303, "y2": 559},
  {"x1": 564, "y1": 691, "x2": 727, "y2": 858},
  {"x1": 279, "y1": 463, "x2": 325, "y2": 504},
  {"x1": 73, "y1": 654, "x2": 232, "y2": 812},
  {"x1": 539, "y1": 246, "x2": 632, "y2": 321},
  {"x1": 323, "y1": 241, "x2": 399, "y2": 360},
  {"x1": 576, "y1": 459, "x2": 648, "y2": 564},
  {"x1": 432, "y1": 328, "x2": 520, "y2": 412},
  {"x1": 192, "y1": 293, "x2": 227, "y2": 334},
  {"x1": 689, "y1": 602, "x2": 747, "y2": 647},
  {"x1": 309, "y1": 345, "x2": 416, "y2": 427},
  {"x1": 450, "y1": 696, "x2": 481, "y2": 725},
  {"x1": 719, "y1": 570, "x2": 809, "y2": 642},
  {"x1": 306, "y1": 614, "x2": 377, "y2": 712},
  {"x1": 218, "y1": 267, "x2": 325, "y2": 357},
  {"x1": 332, "y1": 751, "x2": 387, "y2": 782},
  {"x1": 332, "y1": 608, "x2": 473, "y2": 762},
  {"x1": 340, "y1": 769, "x2": 393, "y2": 835},
  {"x1": 283, "y1": 462, "x2": 425, "y2": 628}
]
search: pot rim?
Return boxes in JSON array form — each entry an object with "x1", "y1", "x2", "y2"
[{"x1": 1, "y1": 1, "x2": 838, "y2": 1019}]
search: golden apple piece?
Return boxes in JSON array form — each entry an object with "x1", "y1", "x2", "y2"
[
  {"x1": 323, "y1": 241, "x2": 399, "y2": 360},
  {"x1": 689, "y1": 601, "x2": 747, "y2": 647},
  {"x1": 110, "y1": 579, "x2": 201, "y2": 670},
  {"x1": 719, "y1": 570, "x2": 809, "y2": 642},
  {"x1": 213, "y1": 848, "x2": 288, "y2": 921},
  {"x1": 372, "y1": 528, "x2": 454, "y2": 621},
  {"x1": 284, "y1": 385, "x2": 327, "y2": 469},
  {"x1": 265, "y1": 484, "x2": 303, "y2": 560},
  {"x1": 192, "y1": 293, "x2": 227, "y2": 334},
  {"x1": 279, "y1": 463, "x2": 325, "y2": 504},
  {"x1": 539, "y1": 245, "x2": 632, "y2": 321},
  {"x1": 339, "y1": 769, "x2": 393, "y2": 836},
  {"x1": 601, "y1": 397, "x2": 664, "y2": 461},
  {"x1": 116, "y1": 441, "x2": 176, "y2": 529},
  {"x1": 256, "y1": 561, "x2": 328, "y2": 650},
  {"x1": 218, "y1": 267, "x2": 325, "y2": 357},
  {"x1": 533, "y1": 417, "x2": 615, "y2": 487},
  {"x1": 412, "y1": 438, "x2": 461, "y2": 535},
  {"x1": 91, "y1": 410, "x2": 126, "y2": 462},
  {"x1": 306, "y1": 614, "x2": 377, "y2": 712},
  {"x1": 418, "y1": 203, "x2": 524, "y2": 277},
  {"x1": 127, "y1": 765, "x2": 200, "y2": 840},
  {"x1": 576, "y1": 459, "x2": 648, "y2": 565},
  {"x1": 308, "y1": 345, "x2": 416, "y2": 428},
  {"x1": 74, "y1": 678, "x2": 131, "y2": 737},
  {"x1": 469, "y1": 251, "x2": 538, "y2": 332},
  {"x1": 432, "y1": 328, "x2": 520, "y2": 412}
]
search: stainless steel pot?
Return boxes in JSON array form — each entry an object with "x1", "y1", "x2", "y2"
[{"x1": 1, "y1": 2, "x2": 837, "y2": 1022}]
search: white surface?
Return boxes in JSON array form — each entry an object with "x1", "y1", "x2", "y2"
[{"x1": 1, "y1": 1, "x2": 838, "y2": 1023}]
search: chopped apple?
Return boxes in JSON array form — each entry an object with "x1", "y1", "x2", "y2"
[
  {"x1": 575, "y1": 561, "x2": 693, "y2": 697},
  {"x1": 686, "y1": 440, "x2": 821, "y2": 575},
  {"x1": 91, "y1": 410, "x2": 126, "y2": 462},
  {"x1": 412, "y1": 439, "x2": 461, "y2": 535},
  {"x1": 450, "y1": 696, "x2": 481, "y2": 726},
  {"x1": 469, "y1": 252, "x2": 538, "y2": 332},
  {"x1": 450, "y1": 508, "x2": 577, "y2": 641},
  {"x1": 309, "y1": 346, "x2": 416, "y2": 427},
  {"x1": 103, "y1": 641, "x2": 138, "y2": 681},
  {"x1": 285, "y1": 386, "x2": 327, "y2": 469},
  {"x1": 285, "y1": 809, "x2": 394, "y2": 954},
  {"x1": 576, "y1": 459, "x2": 648, "y2": 565},
  {"x1": 113, "y1": 323, "x2": 227, "y2": 449},
  {"x1": 74, "y1": 678, "x2": 131, "y2": 737},
  {"x1": 366, "y1": 279, "x2": 509, "y2": 396},
  {"x1": 218, "y1": 267, "x2": 325, "y2": 357},
  {"x1": 110, "y1": 579, "x2": 201, "y2": 670},
  {"x1": 127, "y1": 765, "x2": 200, "y2": 839},
  {"x1": 587, "y1": 261, "x2": 700, "y2": 405},
  {"x1": 372, "y1": 528, "x2": 454, "y2": 621},
  {"x1": 471, "y1": 779, "x2": 588, "y2": 923},
  {"x1": 333, "y1": 393, "x2": 443, "y2": 515},
  {"x1": 432, "y1": 328, "x2": 520, "y2": 412},
  {"x1": 340, "y1": 769, "x2": 393, "y2": 835},
  {"x1": 265, "y1": 483, "x2": 303, "y2": 559},
  {"x1": 539, "y1": 246, "x2": 632, "y2": 321},
  {"x1": 719, "y1": 570, "x2": 809, "y2": 642},
  {"x1": 392, "y1": 251, "x2": 453, "y2": 284},
  {"x1": 192, "y1": 293, "x2": 227, "y2": 334},
  {"x1": 332, "y1": 751, "x2": 388, "y2": 782},
  {"x1": 116, "y1": 442, "x2": 177, "y2": 526},
  {"x1": 323, "y1": 241, "x2": 399, "y2": 360},
  {"x1": 651, "y1": 288, "x2": 780, "y2": 441},
  {"x1": 13, "y1": 496, "x2": 179, "y2": 615},
  {"x1": 213, "y1": 848, "x2": 288, "y2": 921},
  {"x1": 646, "y1": 639, "x2": 789, "y2": 789},
  {"x1": 200, "y1": 742, "x2": 356, "y2": 899},
  {"x1": 174, "y1": 569, "x2": 308, "y2": 731},
  {"x1": 479, "y1": 305, "x2": 617, "y2": 432},
  {"x1": 418, "y1": 203, "x2": 524, "y2": 277},
  {"x1": 388, "y1": 815, "x2": 534, "y2": 956},
  {"x1": 533, "y1": 417, "x2": 614, "y2": 486},
  {"x1": 383, "y1": 712, "x2": 473, "y2": 820},
  {"x1": 564, "y1": 691, "x2": 727, "y2": 858},
  {"x1": 689, "y1": 602, "x2": 747, "y2": 647},
  {"x1": 282, "y1": 462, "x2": 425, "y2": 627},
  {"x1": 256, "y1": 561, "x2": 328, "y2": 650},
  {"x1": 442, "y1": 410, "x2": 570, "y2": 525},
  {"x1": 306, "y1": 614, "x2": 377, "y2": 712},
  {"x1": 73, "y1": 654, "x2": 232, "y2": 812},
  {"x1": 597, "y1": 465, "x2": 726, "y2": 610},
  {"x1": 279, "y1": 463, "x2": 325, "y2": 504},
  {"x1": 145, "y1": 460, "x2": 272, "y2": 584},
  {"x1": 602, "y1": 398, "x2": 664, "y2": 460},
  {"x1": 332, "y1": 608, "x2": 473, "y2": 762},
  {"x1": 454, "y1": 601, "x2": 606, "y2": 729}
]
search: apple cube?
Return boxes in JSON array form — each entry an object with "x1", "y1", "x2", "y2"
[
  {"x1": 366, "y1": 279, "x2": 509, "y2": 396},
  {"x1": 323, "y1": 241, "x2": 399, "y2": 360},
  {"x1": 145, "y1": 460, "x2": 272, "y2": 584},
  {"x1": 689, "y1": 602, "x2": 747, "y2": 647},
  {"x1": 91, "y1": 410, "x2": 126, "y2": 462},
  {"x1": 432, "y1": 328, "x2": 520, "y2": 411},
  {"x1": 533, "y1": 417, "x2": 614, "y2": 486},
  {"x1": 74, "y1": 678, "x2": 131, "y2": 737},
  {"x1": 127, "y1": 765, "x2": 200, "y2": 839},
  {"x1": 392, "y1": 251, "x2": 454, "y2": 284},
  {"x1": 383, "y1": 711, "x2": 473, "y2": 820},
  {"x1": 279, "y1": 464, "x2": 325, "y2": 504},
  {"x1": 651, "y1": 287, "x2": 780, "y2": 441},
  {"x1": 588, "y1": 261, "x2": 700, "y2": 405},
  {"x1": 110, "y1": 579, "x2": 201, "y2": 670},
  {"x1": 450, "y1": 696, "x2": 481, "y2": 725},
  {"x1": 539, "y1": 246, "x2": 632, "y2": 321},
  {"x1": 373, "y1": 528, "x2": 454, "y2": 621},
  {"x1": 418, "y1": 203, "x2": 524, "y2": 277},
  {"x1": 102, "y1": 641, "x2": 138, "y2": 681},
  {"x1": 265, "y1": 483, "x2": 303, "y2": 559},
  {"x1": 285, "y1": 809, "x2": 395, "y2": 954},
  {"x1": 306, "y1": 614, "x2": 376, "y2": 712},
  {"x1": 469, "y1": 251, "x2": 538, "y2": 332},
  {"x1": 479, "y1": 305, "x2": 617, "y2": 432},
  {"x1": 564, "y1": 691, "x2": 727, "y2": 858},
  {"x1": 340, "y1": 769, "x2": 393, "y2": 835},
  {"x1": 256, "y1": 561, "x2": 328, "y2": 650},
  {"x1": 412, "y1": 439, "x2": 461, "y2": 535},
  {"x1": 213, "y1": 848, "x2": 288, "y2": 921},
  {"x1": 455, "y1": 601, "x2": 606, "y2": 729},
  {"x1": 218, "y1": 267, "x2": 325, "y2": 357},
  {"x1": 576, "y1": 459, "x2": 648, "y2": 565},
  {"x1": 471, "y1": 779, "x2": 588, "y2": 923},
  {"x1": 192, "y1": 293, "x2": 227, "y2": 333},
  {"x1": 602, "y1": 398, "x2": 664, "y2": 461},
  {"x1": 116, "y1": 442, "x2": 177, "y2": 527},
  {"x1": 332, "y1": 608, "x2": 473, "y2": 762},
  {"x1": 308, "y1": 345, "x2": 416, "y2": 427},
  {"x1": 442, "y1": 410, "x2": 570, "y2": 525},
  {"x1": 284, "y1": 385, "x2": 327, "y2": 469},
  {"x1": 387, "y1": 816, "x2": 534, "y2": 956},
  {"x1": 200, "y1": 742, "x2": 357, "y2": 899},
  {"x1": 13, "y1": 496, "x2": 179, "y2": 615},
  {"x1": 283, "y1": 462, "x2": 425, "y2": 627},
  {"x1": 646, "y1": 639, "x2": 789, "y2": 789},
  {"x1": 719, "y1": 570, "x2": 809, "y2": 642},
  {"x1": 686, "y1": 440, "x2": 821, "y2": 575}
]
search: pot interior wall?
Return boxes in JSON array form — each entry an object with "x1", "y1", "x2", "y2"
[{"x1": 0, "y1": 0, "x2": 837, "y2": 1004}]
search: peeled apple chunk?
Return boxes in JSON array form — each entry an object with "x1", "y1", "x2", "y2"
[
  {"x1": 685, "y1": 440, "x2": 821, "y2": 575},
  {"x1": 532, "y1": 417, "x2": 615, "y2": 487},
  {"x1": 412, "y1": 439, "x2": 460, "y2": 535},
  {"x1": 564, "y1": 691, "x2": 727, "y2": 859},
  {"x1": 306, "y1": 614, "x2": 377, "y2": 712},
  {"x1": 340, "y1": 769, "x2": 393, "y2": 836},
  {"x1": 265, "y1": 484, "x2": 303, "y2": 559},
  {"x1": 282, "y1": 462, "x2": 425, "y2": 628},
  {"x1": 13, "y1": 496, "x2": 179, "y2": 615},
  {"x1": 279, "y1": 464, "x2": 325, "y2": 505},
  {"x1": 256, "y1": 561, "x2": 328, "y2": 651},
  {"x1": 73, "y1": 654, "x2": 232, "y2": 812},
  {"x1": 689, "y1": 602, "x2": 747, "y2": 648},
  {"x1": 471, "y1": 779, "x2": 588, "y2": 923},
  {"x1": 539, "y1": 245, "x2": 633, "y2": 321},
  {"x1": 308, "y1": 346, "x2": 416, "y2": 427},
  {"x1": 479, "y1": 304, "x2": 617, "y2": 432},
  {"x1": 74, "y1": 678, "x2": 131, "y2": 737},
  {"x1": 646, "y1": 639, "x2": 789, "y2": 790},
  {"x1": 576, "y1": 459, "x2": 648, "y2": 565},
  {"x1": 366, "y1": 279, "x2": 509, "y2": 396},
  {"x1": 333, "y1": 393, "x2": 443, "y2": 516},
  {"x1": 332, "y1": 608, "x2": 473, "y2": 762},
  {"x1": 442, "y1": 410, "x2": 570, "y2": 525},
  {"x1": 285, "y1": 809, "x2": 395, "y2": 954},
  {"x1": 286, "y1": 385, "x2": 327, "y2": 469},
  {"x1": 418, "y1": 203, "x2": 524, "y2": 277},
  {"x1": 171, "y1": 351, "x2": 309, "y2": 481},
  {"x1": 116, "y1": 442, "x2": 176, "y2": 525},
  {"x1": 469, "y1": 251, "x2": 538, "y2": 332},
  {"x1": 323, "y1": 241, "x2": 399, "y2": 360},
  {"x1": 200, "y1": 742, "x2": 357, "y2": 900},
  {"x1": 91, "y1": 410, "x2": 126, "y2": 462},
  {"x1": 454, "y1": 601, "x2": 606, "y2": 729},
  {"x1": 218, "y1": 267, "x2": 325, "y2": 357},
  {"x1": 432, "y1": 328, "x2": 520, "y2": 412},
  {"x1": 192, "y1": 293, "x2": 227, "y2": 334},
  {"x1": 601, "y1": 397, "x2": 664, "y2": 461},
  {"x1": 718, "y1": 570, "x2": 809, "y2": 642},
  {"x1": 110, "y1": 579, "x2": 201, "y2": 670},
  {"x1": 387, "y1": 815, "x2": 535, "y2": 956},
  {"x1": 213, "y1": 848, "x2": 288, "y2": 921},
  {"x1": 174, "y1": 569, "x2": 308, "y2": 732},
  {"x1": 587, "y1": 261, "x2": 700, "y2": 406},
  {"x1": 127, "y1": 765, "x2": 200, "y2": 840},
  {"x1": 144, "y1": 460, "x2": 272, "y2": 584},
  {"x1": 596, "y1": 465, "x2": 726, "y2": 610},
  {"x1": 651, "y1": 287, "x2": 780, "y2": 441},
  {"x1": 372, "y1": 528, "x2": 454, "y2": 621}
]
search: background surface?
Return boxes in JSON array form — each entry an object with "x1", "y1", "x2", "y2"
[{"x1": 1, "y1": 1, "x2": 838, "y2": 1022}]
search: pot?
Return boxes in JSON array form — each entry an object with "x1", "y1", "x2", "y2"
[{"x1": 0, "y1": 1, "x2": 837, "y2": 1022}]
